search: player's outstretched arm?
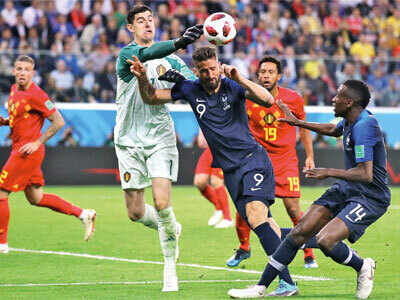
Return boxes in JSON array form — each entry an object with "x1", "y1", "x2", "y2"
[
  {"x1": 276, "y1": 100, "x2": 342, "y2": 137},
  {"x1": 19, "y1": 110, "x2": 65, "y2": 155},
  {"x1": 304, "y1": 161, "x2": 373, "y2": 183},
  {"x1": 136, "y1": 25, "x2": 203, "y2": 63},
  {"x1": 127, "y1": 56, "x2": 172, "y2": 105},
  {"x1": 222, "y1": 64, "x2": 274, "y2": 107}
]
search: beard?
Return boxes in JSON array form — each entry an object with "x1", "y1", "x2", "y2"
[
  {"x1": 201, "y1": 76, "x2": 220, "y2": 92},
  {"x1": 265, "y1": 81, "x2": 277, "y2": 91}
]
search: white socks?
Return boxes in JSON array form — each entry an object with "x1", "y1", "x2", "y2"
[
  {"x1": 137, "y1": 204, "x2": 158, "y2": 230},
  {"x1": 157, "y1": 207, "x2": 177, "y2": 263}
]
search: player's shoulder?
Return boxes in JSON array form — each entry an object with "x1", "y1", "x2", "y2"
[
  {"x1": 278, "y1": 86, "x2": 303, "y2": 103},
  {"x1": 118, "y1": 42, "x2": 140, "y2": 59},
  {"x1": 30, "y1": 83, "x2": 48, "y2": 98},
  {"x1": 355, "y1": 110, "x2": 378, "y2": 128}
]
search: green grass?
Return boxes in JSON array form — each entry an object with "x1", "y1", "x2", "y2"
[{"x1": 0, "y1": 186, "x2": 399, "y2": 299}]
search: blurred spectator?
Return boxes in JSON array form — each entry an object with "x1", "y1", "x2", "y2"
[
  {"x1": 114, "y1": 1, "x2": 128, "y2": 29},
  {"x1": 55, "y1": 0, "x2": 76, "y2": 15},
  {"x1": 367, "y1": 68, "x2": 389, "y2": 104},
  {"x1": 231, "y1": 51, "x2": 249, "y2": 79},
  {"x1": 23, "y1": 0, "x2": 43, "y2": 28},
  {"x1": 97, "y1": 60, "x2": 117, "y2": 103},
  {"x1": 346, "y1": 7, "x2": 364, "y2": 42},
  {"x1": 80, "y1": 14, "x2": 104, "y2": 52},
  {"x1": 1, "y1": 27, "x2": 18, "y2": 50},
  {"x1": 299, "y1": 5, "x2": 322, "y2": 34},
  {"x1": 53, "y1": 14, "x2": 76, "y2": 37},
  {"x1": 1, "y1": 0, "x2": 17, "y2": 27},
  {"x1": 50, "y1": 60, "x2": 74, "y2": 102},
  {"x1": 336, "y1": 62, "x2": 362, "y2": 85},
  {"x1": 70, "y1": 1, "x2": 86, "y2": 34},
  {"x1": 350, "y1": 33, "x2": 375, "y2": 65},
  {"x1": 12, "y1": 14, "x2": 28, "y2": 41},
  {"x1": 380, "y1": 78, "x2": 400, "y2": 107},
  {"x1": 36, "y1": 15, "x2": 54, "y2": 49},
  {"x1": 386, "y1": 8, "x2": 400, "y2": 37},
  {"x1": 356, "y1": 0, "x2": 372, "y2": 17}
]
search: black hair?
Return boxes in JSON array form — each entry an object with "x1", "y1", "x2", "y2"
[
  {"x1": 342, "y1": 80, "x2": 371, "y2": 109},
  {"x1": 258, "y1": 56, "x2": 282, "y2": 74},
  {"x1": 192, "y1": 47, "x2": 218, "y2": 63},
  {"x1": 126, "y1": 5, "x2": 152, "y2": 25}
]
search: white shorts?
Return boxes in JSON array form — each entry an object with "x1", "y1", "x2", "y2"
[{"x1": 115, "y1": 145, "x2": 179, "y2": 190}]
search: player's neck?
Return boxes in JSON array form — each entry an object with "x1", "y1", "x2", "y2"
[
  {"x1": 270, "y1": 85, "x2": 279, "y2": 98},
  {"x1": 345, "y1": 107, "x2": 363, "y2": 124},
  {"x1": 16, "y1": 81, "x2": 33, "y2": 91},
  {"x1": 134, "y1": 37, "x2": 154, "y2": 47},
  {"x1": 203, "y1": 80, "x2": 221, "y2": 95}
]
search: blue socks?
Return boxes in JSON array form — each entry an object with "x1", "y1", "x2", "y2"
[
  {"x1": 258, "y1": 236, "x2": 300, "y2": 287},
  {"x1": 253, "y1": 222, "x2": 294, "y2": 285},
  {"x1": 321, "y1": 241, "x2": 363, "y2": 272}
]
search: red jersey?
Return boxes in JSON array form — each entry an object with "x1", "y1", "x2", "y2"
[
  {"x1": 8, "y1": 83, "x2": 56, "y2": 149},
  {"x1": 246, "y1": 86, "x2": 305, "y2": 157}
]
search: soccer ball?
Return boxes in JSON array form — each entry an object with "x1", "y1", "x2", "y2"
[{"x1": 204, "y1": 12, "x2": 237, "y2": 46}]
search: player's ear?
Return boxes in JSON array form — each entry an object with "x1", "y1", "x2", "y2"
[
  {"x1": 126, "y1": 23, "x2": 134, "y2": 34},
  {"x1": 277, "y1": 73, "x2": 282, "y2": 82}
]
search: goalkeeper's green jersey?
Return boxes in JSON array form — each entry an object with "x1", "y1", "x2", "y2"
[{"x1": 114, "y1": 40, "x2": 195, "y2": 148}]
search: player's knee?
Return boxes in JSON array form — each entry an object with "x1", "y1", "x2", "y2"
[
  {"x1": 289, "y1": 224, "x2": 308, "y2": 245},
  {"x1": 127, "y1": 209, "x2": 144, "y2": 222},
  {"x1": 315, "y1": 233, "x2": 336, "y2": 253},
  {"x1": 193, "y1": 176, "x2": 207, "y2": 190}
]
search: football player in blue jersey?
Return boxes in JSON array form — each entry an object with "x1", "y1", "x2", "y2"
[
  {"x1": 228, "y1": 80, "x2": 391, "y2": 299},
  {"x1": 127, "y1": 46, "x2": 299, "y2": 297}
]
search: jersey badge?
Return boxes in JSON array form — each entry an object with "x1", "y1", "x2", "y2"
[
  {"x1": 264, "y1": 111, "x2": 280, "y2": 126},
  {"x1": 156, "y1": 64, "x2": 167, "y2": 76},
  {"x1": 220, "y1": 94, "x2": 231, "y2": 111},
  {"x1": 123, "y1": 172, "x2": 131, "y2": 182},
  {"x1": 355, "y1": 145, "x2": 365, "y2": 159}
]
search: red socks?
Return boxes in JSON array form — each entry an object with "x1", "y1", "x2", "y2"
[
  {"x1": 200, "y1": 184, "x2": 221, "y2": 210},
  {"x1": 0, "y1": 198, "x2": 9, "y2": 244},
  {"x1": 236, "y1": 212, "x2": 251, "y2": 252},
  {"x1": 37, "y1": 194, "x2": 82, "y2": 218},
  {"x1": 215, "y1": 186, "x2": 231, "y2": 221}
]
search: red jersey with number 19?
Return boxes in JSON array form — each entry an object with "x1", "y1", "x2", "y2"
[
  {"x1": 246, "y1": 86, "x2": 306, "y2": 198},
  {"x1": 8, "y1": 83, "x2": 56, "y2": 150}
]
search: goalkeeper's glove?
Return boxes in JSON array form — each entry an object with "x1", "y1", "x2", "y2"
[
  {"x1": 174, "y1": 24, "x2": 203, "y2": 50},
  {"x1": 158, "y1": 69, "x2": 186, "y2": 84}
]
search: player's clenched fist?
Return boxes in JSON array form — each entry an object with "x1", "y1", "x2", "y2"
[{"x1": 221, "y1": 64, "x2": 240, "y2": 82}]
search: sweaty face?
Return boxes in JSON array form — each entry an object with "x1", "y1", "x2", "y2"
[
  {"x1": 195, "y1": 58, "x2": 221, "y2": 92},
  {"x1": 13, "y1": 61, "x2": 34, "y2": 88},
  {"x1": 257, "y1": 62, "x2": 281, "y2": 91},
  {"x1": 131, "y1": 11, "x2": 155, "y2": 43},
  {"x1": 332, "y1": 85, "x2": 351, "y2": 117}
]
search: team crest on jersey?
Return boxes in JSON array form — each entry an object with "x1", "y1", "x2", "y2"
[
  {"x1": 123, "y1": 172, "x2": 131, "y2": 182},
  {"x1": 264, "y1": 111, "x2": 281, "y2": 126},
  {"x1": 156, "y1": 65, "x2": 167, "y2": 76},
  {"x1": 220, "y1": 94, "x2": 231, "y2": 111}
]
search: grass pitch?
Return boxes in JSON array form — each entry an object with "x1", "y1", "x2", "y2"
[{"x1": 0, "y1": 186, "x2": 399, "y2": 299}]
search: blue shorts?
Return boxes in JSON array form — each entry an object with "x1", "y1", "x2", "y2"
[
  {"x1": 314, "y1": 184, "x2": 388, "y2": 243},
  {"x1": 224, "y1": 147, "x2": 275, "y2": 223}
]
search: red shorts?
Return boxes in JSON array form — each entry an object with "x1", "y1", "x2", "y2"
[
  {"x1": 0, "y1": 146, "x2": 45, "y2": 192},
  {"x1": 195, "y1": 148, "x2": 224, "y2": 179},
  {"x1": 270, "y1": 153, "x2": 300, "y2": 198}
]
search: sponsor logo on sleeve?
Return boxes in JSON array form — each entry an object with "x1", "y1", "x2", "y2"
[
  {"x1": 45, "y1": 100, "x2": 55, "y2": 110},
  {"x1": 355, "y1": 145, "x2": 365, "y2": 159}
]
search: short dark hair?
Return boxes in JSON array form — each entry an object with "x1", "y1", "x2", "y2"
[
  {"x1": 126, "y1": 5, "x2": 152, "y2": 24},
  {"x1": 342, "y1": 80, "x2": 371, "y2": 109},
  {"x1": 258, "y1": 56, "x2": 282, "y2": 74},
  {"x1": 15, "y1": 55, "x2": 35, "y2": 66},
  {"x1": 192, "y1": 47, "x2": 218, "y2": 63}
]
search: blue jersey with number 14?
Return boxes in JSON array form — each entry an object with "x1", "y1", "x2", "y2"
[
  {"x1": 171, "y1": 77, "x2": 262, "y2": 172},
  {"x1": 335, "y1": 110, "x2": 390, "y2": 206}
]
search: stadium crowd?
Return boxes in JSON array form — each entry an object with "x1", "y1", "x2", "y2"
[{"x1": 0, "y1": 0, "x2": 399, "y2": 106}]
